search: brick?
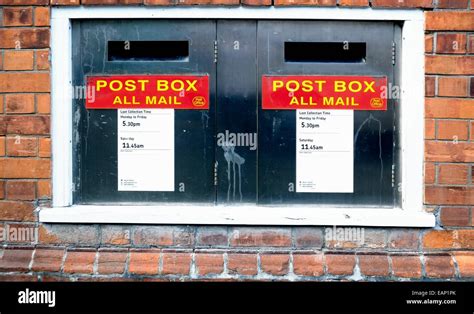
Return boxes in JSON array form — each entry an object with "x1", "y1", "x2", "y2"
[
  {"x1": 230, "y1": 227, "x2": 291, "y2": 247},
  {"x1": 0, "y1": 158, "x2": 50, "y2": 179},
  {"x1": 363, "y1": 230, "x2": 387, "y2": 249},
  {"x1": 471, "y1": 77, "x2": 474, "y2": 97},
  {"x1": 292, "y1": 253, "x2": 324, "y2": 277},
  {"x1": 0, "y1": 0, "x2": 49, "y2": 4},
  {"x1": 38, "y1": 138, "x2": 51, "y2": 157},
  {"x1": 0, "y1": 201, "x2": 34, "y2": 221},
  {"x1": 425, "y1": 34, "x2": 433, "y2": 53},
  {"x1": 143, "y1": 0, "x2": 174, "y2": 4},
  {"x1": 0, "y1": 73, "x2": 50, "y2": 92},
  {"x1": 425, "y1": 98, "x2": 474, "y2": 119},
  {"x1": 358, "y1": 254, "x2": 389, "y2": 277},
  {"x1": 3, "y1": 7, "x2": 33, "y2": 26},
  {"x1": 38, "y1": 224, "x2": 99, "y2": 245},
  {"x1": 436, "y1": 33, "x2": 467, "y2": 54},
  {"x1": 37, "y1": 180, "x2": 51, "y2": 198},
  {"x1": 63, "y1": 250, "x2": 96, "y2": 274},
  {"x1": 0, "y1": 95, "x2": 4, "y2": 113},
  {"x1": 325, "y1": 253, "x2": 355, "y2": 276},
  {"x1": 458, "y1": 230, "x2": 474, "y2": 249},
  {"x1": 34, "y1": 7, "x2": 49, "y2": 26},
  {"x1": 338, "y1": 0, "x2": 368, "y2": 6},
  {"x1": 227, "y1": 253, "x2": 257, "y2": 276},
  {"x1": 97, "y1": 251, "x2": 128, "y2": 275},
  {"x1": 425, "y1": 12, "x2": 474, "y2": 31},
  {"x1": 260, "y1": 253, "x2": 290, "y2": 276},
  {"x1": 274, "y1": 0, "x2": 336, "y2": 5},
  {"x1": 437, "y1": 120, "x2": 469, "y2": 141},
  {"x1": 132, "y1": 226, "x2": 173, "y2": 246},
  {"x1": 371, "y1": 0, "x2": 432, "y2": 7},
  {"x1": 161, "y1": 252, "x2": 191, "y2": 275},
  {"x1": 423, "y1": 230, "x2": 456, "y2": 249},
  {"x1": 325, "y1": 226, "x2": 366, "y2": 249},
  {"x1": 454, "y1": 252, "x2": 474, "y2": 277},
  {"x1": 426, "y1": 56, "x2": 474, "y2": 75},
  {"x1": 5, "y1": 94, "x2": 35, "y2": 114},
  {"x1": 293, "y1": 227, "x2": 323, "y2": 248},
  {"x1": 469, "y1": 35, "x2": 474, "y2": 54},
  {"x1": 425, "y1": 186, "x2": 474, "y2": 205},
  {"x1": 241, "y1": 0, "x2": 271, "y2": 5},
  {"x1": 438, "y1": 77, "x2": 468, "y2": 97},
  {"x1": 0, "y1": 29, "x2": 50, "y2": 49},
  {"x1": 425, "y1": 255, "x2": 455, "y2": 278},
  {"x1": 437, "y1": 0, "x2": 468, "y2": 9},
  {"x1": 35, "y1": 50, "x2": 49, "y2": 70},
  {"x1": 196, "y1": 227, "x2": 228, "y2": 247},
  {"x1": 6, "y1": 180, "x2": 35, "y2": 200},
  {"x1": 101, "y1": 225, "x2": 131, "y2": 245},
  {"x1": 425, "y1": 76, "x2": 435, "y2": 96},
  {"x1": 391, "y1": 255, "x2": 422, "y2": 278},
  {"x1": 51, "y1": 0, "x2": 80, "y2": 4},
  {"x1": 3, "y1": 50, "x2": 34, "y2": 70},
  {"x1": 3, "y1": 223, "x2": 35, "y2": 244},
  {"x1": 0, "y1": 181, "x2": 4, "y2": 199},
  {"x1": 195, "y1": 253, "x2": 224, "y2": 276},
  {"x1": 425, "y1": 162, "x2": 435, "y2": 184},
  {"x1": 0, "y1": 248, "x2": 33, "y2": 272},
  {"x1": 425, "y1": 141, "x2": 474, "y2": 163},
  {"x1": 6, "y1": 136, "x2": 37, "y2": 156},
  {"x1": 128, "y1": 251, "x2": 160, "y2": 275},
  {"x1": 388, "y1": 230, "x2": 419, "y2": 250},
  {"x1": 32, "y1": 248, "x2": 65, "y2": 272},
  {"x1": 438, "y1": 164, "x2": 469, "y2": 184},
  {"x1": 0, "y1": 274, "x2": 37, "y2": 281},
  {"x1": 0, "y1": 137, "x2": 5, "y2": 156},
  {"x1": 178, "y1": 0, "x2": 239, "y2": 4},
  {"x1": 6, "y1": 116, "x2": 50, "y2": 135},
  {"x1": 36, "y1": 94, "x2": 50, "y2": 113}
]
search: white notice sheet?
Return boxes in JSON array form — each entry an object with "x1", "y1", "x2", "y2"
[
  {"x1": 296, "y1": 110, "x2": 354, "y2": 193},
  {"x1": 118, "y1": 109, "x2": 174, "y2": 191}
]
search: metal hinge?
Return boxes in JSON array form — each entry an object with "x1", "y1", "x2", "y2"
[
  {"x1": 214, "y1": 40, "x2": 218, "y2": 63},
  {"x1": 392, "y1": 41, "x2": 396, "y2": 66}
]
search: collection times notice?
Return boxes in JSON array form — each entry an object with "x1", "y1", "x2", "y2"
[
  {"x1": 296, "y1": 110, "x2": 354, "y2": 193},
  {"x1": 117, "y1": 109, "x2": 175, "y2": 191}
]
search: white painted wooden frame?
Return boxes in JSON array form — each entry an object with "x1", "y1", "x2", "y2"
[{"x1": 41, "y1": 7, "x2": 434, "y2": 227}]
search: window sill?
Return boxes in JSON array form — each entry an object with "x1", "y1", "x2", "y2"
[{"x1": 38, "y1": 205, "x2": 435, "y2": 227}]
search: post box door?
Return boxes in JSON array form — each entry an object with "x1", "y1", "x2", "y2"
[
  {"x1": 72, "y1": 20, "x2": 216, "y2": 204},
  {"x1": 257, "y1": 21, "x2": 401, "y2": 207},
  {"x1": 72, "y1": 19, "x2": 401, "y2": 208}
]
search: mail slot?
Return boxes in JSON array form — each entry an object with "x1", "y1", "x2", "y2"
[{"x1": 72, "y1": 19, "x2": 401, "y2": 208}]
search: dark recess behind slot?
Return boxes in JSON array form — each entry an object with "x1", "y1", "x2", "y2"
[
  {"x1": 108, "y1": 41, "x2": 189, "y2": 61},
  {"x1": 284, "y1": 42, "x2": 366, "y2": 63}
]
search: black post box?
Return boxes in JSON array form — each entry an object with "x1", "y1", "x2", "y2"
[{"x1": 73, "y1": 19, "x2": 401, "y2": 208}]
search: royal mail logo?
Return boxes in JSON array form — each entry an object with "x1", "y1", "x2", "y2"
[
  {"x1": 86, "y1": 74, "x2": 209, "y2": 110},
  {"x1": 192, "y1": 96, "x2": 206, "y2": 107},
  {"x1": 370, "y1": 97, "x2": 383, "y2": 108}
]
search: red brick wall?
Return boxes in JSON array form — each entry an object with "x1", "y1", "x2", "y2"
[{"x1": 0, "y1": 0, "x2": 473, "y2": 281}]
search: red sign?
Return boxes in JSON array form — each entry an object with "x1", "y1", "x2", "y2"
[
  {"x1": 86, "y1": 75, "x2": 209, "y2": 109},
  {"x1": 262, "y1": 75, "x2": 387, "y2": 110}
]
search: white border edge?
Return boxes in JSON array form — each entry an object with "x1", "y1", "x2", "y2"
[{"x1": 47, "y1": 7, "x2": 432, "y2": 226}]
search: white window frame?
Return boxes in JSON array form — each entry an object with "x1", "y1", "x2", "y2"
[{"x1": 40, "y1": 6, "x2": 434, "y2": 227}]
